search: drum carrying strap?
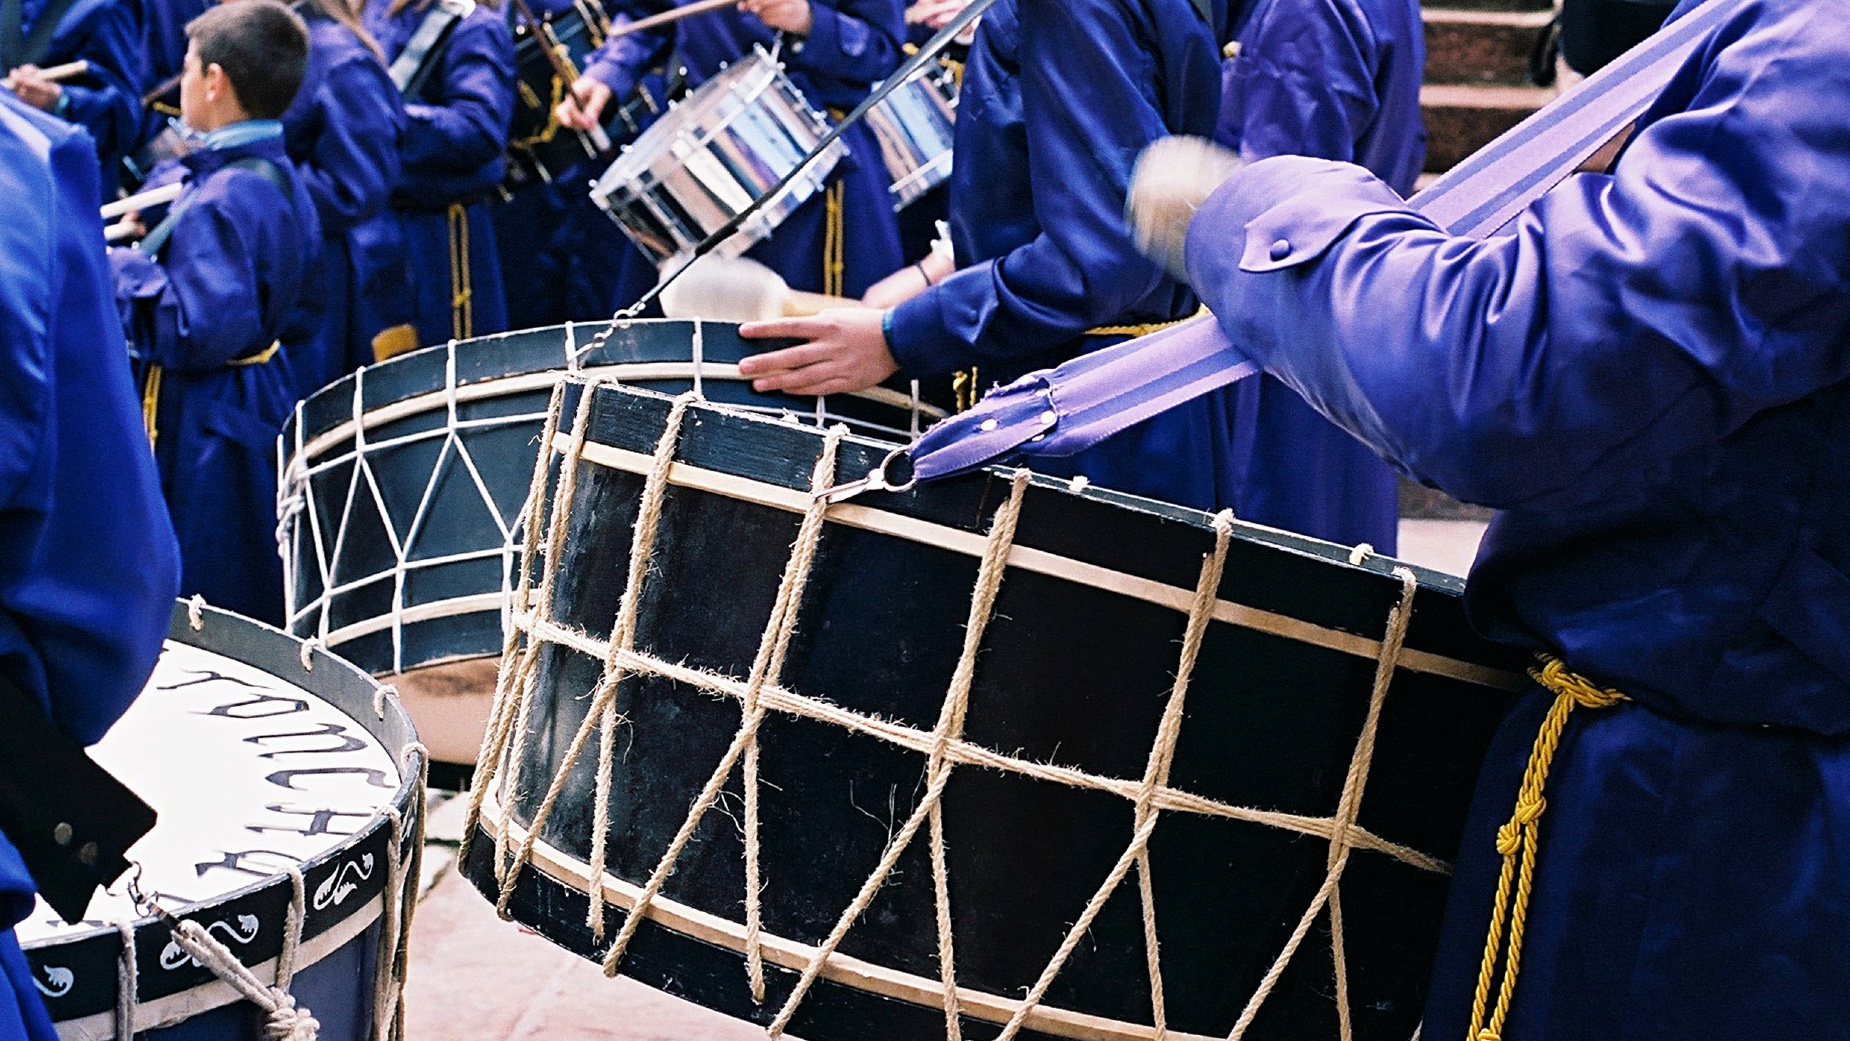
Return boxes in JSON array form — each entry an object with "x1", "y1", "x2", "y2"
[
  {"x1": 887, "y1": 0, "x2": 1754, "y2": 488},
  {"x1": 389, "y1": 0, "x2": 475, "y2": 97}
]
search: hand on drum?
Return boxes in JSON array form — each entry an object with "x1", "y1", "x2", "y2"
[
  {"x1": 739, "y1": 0, "x2": 814, "y2": 34},
  {"x1": 556, "y1": 76, "x2": 611, "y2": 131},
  {"x1": 737, "y1": 308, "x2": 898, "y2": 396}
]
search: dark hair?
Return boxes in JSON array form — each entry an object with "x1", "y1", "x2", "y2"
[
  {"x1": 185, "y1": 0, "x2": 311, "y2": 120},
  {"x1": 299, "y1": 0, "x2": 387, "y2": 66}
]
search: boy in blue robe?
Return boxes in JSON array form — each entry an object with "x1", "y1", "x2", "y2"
[
  {"x1": 110, "y1": 0, "x2": 319, "y2": 626},
  {"x1": 1139, "y1": 0, "x2": 1850, "y2": 1033},
  {"x1": 0, "y1": 89, "x2": 179, "y2": 1041},
  {"x1": 556, "y1": 0, "x2": 906, "y2": 311},
  {"x1": 0, "y1": 0, "x2": 141, "y2": 199},
  {"x1": 366, "y1": 0, "x2": 513, "y2": 347},
  {"x1": 279, "y1": 0, "x2": 406, "y2": 390},
  {"x1": 1203, "y1": 0, "x2": 1427, "y2": 550},
  {"x1": 735, "y1": 0, "x2": 1237, "y2": 514}
]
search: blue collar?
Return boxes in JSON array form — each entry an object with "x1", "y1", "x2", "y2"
[{"x1": 198, "y1": 119, "x2": 284, "y2": 151}]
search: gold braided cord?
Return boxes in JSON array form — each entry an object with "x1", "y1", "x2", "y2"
[
  {"x1": 1467, "y1": 654, "x2": 1627, "y2": 1041},
  {"x1": 141, "y1": 363, "x2": 163, "y2": 447},
  {"x1": 822, "y1": 178, "x2": 846, "y2": 298},
  {"x1": 1086, "y1": 307, "x2": 1208, "y2": 339},
  {"x1": 448, "y1": 202, "x2": 473, "y2": 341}
]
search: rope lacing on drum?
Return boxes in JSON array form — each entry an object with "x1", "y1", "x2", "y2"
[
  {"x1": 480, "y1": 387, "x2": 1446, "y2": 1041},
  {"x1": 1468, "y1": 655, "x2": 1626, "y2": 1041}
]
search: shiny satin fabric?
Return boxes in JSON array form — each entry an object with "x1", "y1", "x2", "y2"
[
  {"x1": 1185, "y1": 0, "x2": 1850, "y2": 1032},
  {"x1": 0, "y1": 92, "x2": 178, "y2": 1041}
]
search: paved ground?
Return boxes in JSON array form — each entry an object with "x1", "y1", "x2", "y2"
[{"x1": 400, "y1": 519, "x2": 1489, "y2": 1041}]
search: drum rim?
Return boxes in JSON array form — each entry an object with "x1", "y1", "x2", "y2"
[{"x1": 21, "y1": 600, "x2": 424, "y2": 1030}]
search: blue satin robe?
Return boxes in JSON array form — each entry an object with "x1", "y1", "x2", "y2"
[
  {"x1": 8, "y1": 0, "x2": 139, "y2": 199},
  {"x1": 0, "y1": 93, "x2": 178, "y2": 1041},
  {"x1": 887, "y1": 0, "x2": 1235, "y2": 512},
  {"x1": 111, "y1": 134, "x2": 320, "y2": 627},
  {"x1": 1185, "y1": 0, "x2": 1850, "y2": 1033},
  {"x1": 581, "y1": 0, "x2": 906, "y2": 310},
  {"x1": 282, "y1": 12, "x2": 407, "y2": 391},
  {"x1": 1206, "y1": 0, "x2": 1425, "y2": 550},
  {"x1": 366, "y1": 0, "x2": 513, "y2": 346}
]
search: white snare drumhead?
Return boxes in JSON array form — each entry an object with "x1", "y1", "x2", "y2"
[{"x1": 15, "y1": 639, "x2": 401, "y2": 941}]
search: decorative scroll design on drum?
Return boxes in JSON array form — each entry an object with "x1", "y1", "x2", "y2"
[
  {"x1": 33, "y1": 965, "x2": 74, "y2": 998},
  {"x1": 462, "y1": 380, "x2": 1527, "y2": 1041},
  {"x1": 312, "y1": 853, "x2": 378, "y2": 911},
  {"x1": 158, "y1": 915, "x2": 261, "y2": 971}
]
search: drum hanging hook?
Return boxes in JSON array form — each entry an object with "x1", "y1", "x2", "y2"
[{"x1": 814, "y1": 446, "x2": 916, "y2": 504}]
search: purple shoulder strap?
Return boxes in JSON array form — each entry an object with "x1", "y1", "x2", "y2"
[{"x1": 898, "y1": 0, "x2": 1744, "y2": 486}]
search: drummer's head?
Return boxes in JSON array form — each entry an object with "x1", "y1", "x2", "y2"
[{"x1": 181, "y1": 0, "x2": 308, "y2": 130}]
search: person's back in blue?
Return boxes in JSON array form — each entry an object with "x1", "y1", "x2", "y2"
[
  {"x1": 0, "y1": 89, "x2": 179, "y2": 1041},
  {"x1": 110, "y1": 0, "x2": 320, "y2": 626},
  {"x1": 0, "y1": 0, "x2": 141, "y2": 199}
]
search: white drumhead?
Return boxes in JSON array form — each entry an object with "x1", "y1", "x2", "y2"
[{"x1": 15, "y1": 639, "x2": 402, "y2": 942}]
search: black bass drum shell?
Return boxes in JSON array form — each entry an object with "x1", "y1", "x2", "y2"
[
  {"x1": 466, "y1": 381, "x2": 1528, "y2": 1041},
  {"x1": 278, "y1": 320, "x2": 937, "y2": 779}
]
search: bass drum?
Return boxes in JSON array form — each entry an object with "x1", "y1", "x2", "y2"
[
  {"x1": 463, "y1": 379, "x2": 1528, "y2": 1041},
  {"x1": 277, "y1": 320, "x2": 941, "y2": 787},
  {"x1": 18, "y1": 600, "x2": 423, "y2": 1041}
]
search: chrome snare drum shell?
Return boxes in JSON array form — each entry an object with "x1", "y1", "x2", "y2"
[
  {"x1": 591, "y1": 48, "x2": 848, "y2": 266},
  {"x1": 867, "y1": 59, "x2": 958, "y2": 212}
]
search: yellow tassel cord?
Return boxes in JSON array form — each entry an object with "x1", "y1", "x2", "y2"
[
  {"x1": 227, "y1": 340, "x2": 280, "y2": 367},
  {"x1": 1467, "y1": 653, "x2": 1627, "y2": 1041},
  {"x1": 448, "y1": 202, "x2": 473, "y2": 341},
  {"x1": 951, "y1": 366, "x2": 981, "y2": 413},
  {"x1": 1087, "y1": 307, "x2": 1208, "y2": 340},
  {"x1": 140, "y1": 364, "x2": 163, "y2": 448},
  {"x1": 822, "y1": 179, "x2": 845, "y2": 299}
]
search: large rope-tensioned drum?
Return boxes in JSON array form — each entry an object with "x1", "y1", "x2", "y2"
[
  {"x1": 462, "y1": 376, "x2": 1527, "y2": 1041},
  {"x1": 277, "y1": 321, "x2": 939, "y2": 784},
  {"x1": 19, "y1": 600, "x2": 425, "y2": 1041}
]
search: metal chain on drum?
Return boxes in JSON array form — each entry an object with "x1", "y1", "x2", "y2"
[{"x1": 480, "y1": 382, "x2": 1437, "y2": 1041}]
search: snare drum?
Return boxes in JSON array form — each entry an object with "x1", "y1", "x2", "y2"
[
  {"x1": 591, "y1": 48, "x2": 847, "y2": 265},
  {"x1": 277, "y1": 320, "x2": 942, "y2": 786},
  {"x1": 505, "y1": 1, "x2": 678, "y2": 190},
  {"x1": 19, "y1": 600, "x2": 423, "y2": 1041},
  {"x1": 866, "y1": 59, "x2": 957, "y2": 211},
  {"x1": 463, "y1": 379, "x2": 1529, "y2": 1041}
]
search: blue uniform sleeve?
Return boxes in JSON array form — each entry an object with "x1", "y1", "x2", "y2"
[
  {"x1": 582, "y1": 0, "x2": 676, "y2": 101},
  {"x1": 43, "y1": 0, "x2": 140, "y2": 179},
  {"x1": 887, "y1": 0, "x2": 1175, "y2": 375},
  {"x1": 1184, "y1": 2, "x2": 1850, "y2": 511},
  {"x1": 1217, "y1": 0, "x2": 1380, "y2": 164},
  {"x1": 298, "y1": 50, "x2": 403, "y2": 235},
  {"x1": 793, "y1": 0, "x2": 904, "y2": 85},
  {"x1": 401, "y1": 12, "x2": 514, "y2": 172},
  {"x1": 111, "y1": 173, "x2": 290, "y2": 371}
]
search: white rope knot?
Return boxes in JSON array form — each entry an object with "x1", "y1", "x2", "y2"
[
  {"x1": 187, "y1": 594, "x2": 205, "y2": 631},
  {"x1": 263, "y1": 991, "x2": 320, "y2": 1041},
  {"x1": 299, "y1": 637, "x2": 320, "y2": 672},
  {"x1": 1347, "y1": 542, "x2": 1375, "y2": 566}
]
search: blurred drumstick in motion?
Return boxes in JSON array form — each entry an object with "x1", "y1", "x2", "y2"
[
  {"x1": 603, "y1": 0, "x2": 735, "y2": 41},
  {"x1": 658, "y1": 254, "x2": 860, "y2": 321},
  {"x1": 2, "y1": 59, "x2": 89, "y2": 91},
  {"x1": 102, "y1": 182, "x2": 184, "y2": 220},
  {"x1": 513, "y1": 0, "x2": 611, "y2": 150}
]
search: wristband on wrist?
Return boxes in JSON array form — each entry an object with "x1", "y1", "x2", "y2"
[
  {"x1": 915, "y1": 261, "x2": 933, "y2": 287},
  {"x1": 880, "y1": 307, "x2": 896, "y2": 349}
]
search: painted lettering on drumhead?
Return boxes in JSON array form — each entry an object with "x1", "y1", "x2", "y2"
[
  {"x1": 264, "y1": 766, "x2": 393, "y2": 791},
  {"x1": 247, "y1": 805, "x2": 373, "y2": 838},
  {"x1": 194, "y1": 847, "x2": 305, "y2": 881},
  {"x1": 244, "y1": 722, "x2": 367, "y2": 758}
]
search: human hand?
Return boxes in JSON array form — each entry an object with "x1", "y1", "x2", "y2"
[
  {"x1": 739, "y1": 0, "x2": 813, "y2": 34},
  {"x1": 3, "y1": 66, "x2": 62, "y2": 112},
  {"x1": 905, "y1": 0, "x2": 967, "y2": 28},
  {"x1": 1126, "y1": 135, "x2": 1244, "y2": 283},
  {"x1": 737, "y1": 308, "x2": 898, "y2": 396},
  {"x1": 556, "y1": 76, "x2": 610, "y2": 131}
]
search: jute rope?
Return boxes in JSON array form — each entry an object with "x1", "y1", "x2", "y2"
[
  {"x1": 1224, "y1": 567, "x2": 1419, "y2": 1041},
  {"x1": 487, "y1": 388, "x2": 1443, "y2": 1040}
]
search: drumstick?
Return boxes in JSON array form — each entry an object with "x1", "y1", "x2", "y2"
[
  {"x1": 2, "y1": 59, "x2": 88, "y2": 89},
  {"x1": 103, "y1": 219, "x2": 141, "y2": 244},
  {"x1": 514, "y1": 0, "x2": 612, "y2": 151},
  {"x1": 603, "y1": 0, "x2": 736, "y2": 42},
  {"x1": 657, "y1": 254, "x2": 858, "y2": 321},
  {"x1": 101, "y1": 182, "x2": 184, "y2": 220}
]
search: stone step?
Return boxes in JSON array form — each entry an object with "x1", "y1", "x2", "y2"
[
  {"x1": 1424, "y1": 7, "x2": 1553, "y2": 85},
  {"x1": 1421, "y1": 81, "x2": 1552, "y2": 172}
]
